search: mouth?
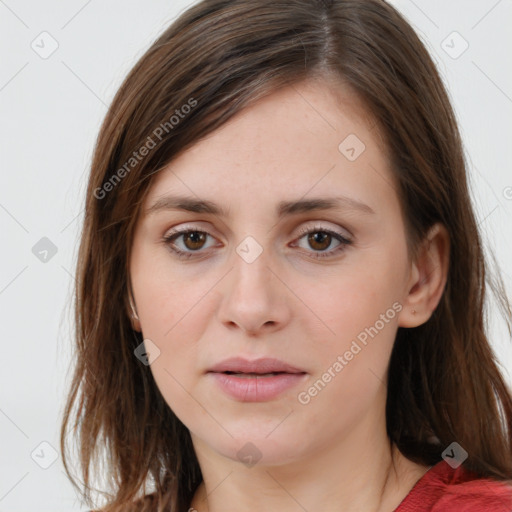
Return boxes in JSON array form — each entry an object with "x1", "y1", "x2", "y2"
[
  {"x1": 207, "y1": 357, "x2": 307, "y2": 402},
  {"x1": 207, "y1": 356, "x2": 306, "y2": 375},
  {"x1": 219, "y1": 371, "x2": 301, "y2": 378}
]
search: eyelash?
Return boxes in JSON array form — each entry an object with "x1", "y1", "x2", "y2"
[{"x1": 162, "y1": 224, "x2": 353, "y2": 260}]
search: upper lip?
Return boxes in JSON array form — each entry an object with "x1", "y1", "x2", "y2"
[{"x1": 207, "y1": 357, "x2": 306, "y2": 374}]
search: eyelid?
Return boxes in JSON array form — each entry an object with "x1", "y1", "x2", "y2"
[
  {"x1": 294, "y1": 221, "x2": 351, "y2": 239},
  {"x1": 163, "y1": 222, "x2": 219, "y2": 239},
  {"x1": 163, "y1": 220, "x2": 350, "y2": 240}
]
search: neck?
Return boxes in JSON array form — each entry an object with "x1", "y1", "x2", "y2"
[{"x1": 189, "y1": 414, "x2": 429, "y2": 512}]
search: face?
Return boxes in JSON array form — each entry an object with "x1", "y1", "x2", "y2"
[{"x1": 129, "y1": 77, "x2": 415, "y2": 467}]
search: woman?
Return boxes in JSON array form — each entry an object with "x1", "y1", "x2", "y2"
[{"x1": 60, "y1": 0, "x2": 512, "y2": 511}]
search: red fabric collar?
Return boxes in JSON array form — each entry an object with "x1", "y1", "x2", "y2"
[{"x1": 395, "y1": 459, "x2": 512, "y2": 511}]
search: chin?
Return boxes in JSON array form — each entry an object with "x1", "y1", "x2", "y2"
[{"x1": 197, "y1": 427, "x2": 306, "y2": 468}]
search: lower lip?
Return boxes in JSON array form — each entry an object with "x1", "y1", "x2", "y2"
[{"x1": 208, "y1": 372, "x2": 307, "y2": 402}]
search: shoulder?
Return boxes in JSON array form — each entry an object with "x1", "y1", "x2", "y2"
[
  {"x1": 432, "y1": 472, "x2": 512, "y2": 511},
  {"x1": 397, "y1": 460, "x2": 512, "y2": 512}
]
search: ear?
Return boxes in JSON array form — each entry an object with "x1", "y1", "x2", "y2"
[
  {"x1": 127, "y1": 290, "x2": 142, "y2": 332},
  {"x1": 398, "y1": 222, "x2": 450, "y2": 328}
]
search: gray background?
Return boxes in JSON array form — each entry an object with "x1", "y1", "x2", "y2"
[{"x1": 0, "y1": 0, "x2": 511, "y2": 510}]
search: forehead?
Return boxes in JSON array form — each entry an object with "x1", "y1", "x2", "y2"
[{"x1": 143, "y1": 78, "x2": 397, "y2": 216}]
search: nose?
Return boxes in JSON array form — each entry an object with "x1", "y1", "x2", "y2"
[{"x1": 216, "y1": 243, "x2": 291, "y2": 337}]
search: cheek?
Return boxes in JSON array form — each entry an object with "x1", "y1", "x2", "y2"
[
  {"x1": 130, "y1": 246, "x2": 217, "y2": 420},
  {"x1": 295, "y1": 258, "x2": 401, "y2": 344},
  {"x1": 138, "y1": 293, "x2": 212, "y2": 431},
  {"x1": 149, "y1": 354, "x2": 218, "y2": 441},
  {"x1": 135, "y1": 278, "x2": 207, "y2": 383},
  {"x1": 294, "y1": 271, "x2": 400, "y2": 431},
  {"x1": 291, "y1": 251, "x2": 404, "y2": 405},
  {"x1": 131, "y1": 240, "x2": 205, "y2": 338}
]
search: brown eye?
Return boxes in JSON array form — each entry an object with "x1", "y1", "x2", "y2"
[
  {"x1": 293, "y1": 225, "x2": 352, "y2": 259},
  {"x1": 307, "y1": 232, "x2": 332, "y2": 251},
  {"x1": 163, "y1": 229, "x2": 215, "y2": 257},
  {"x1": 182, "y1": 231, "x2": 207, "y2": 250}
]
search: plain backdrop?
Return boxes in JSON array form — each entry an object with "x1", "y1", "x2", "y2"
[{"x1": 0, "y1": 0, "x2": 511, "y2": 510}]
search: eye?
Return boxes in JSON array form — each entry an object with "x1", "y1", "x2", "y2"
[
  {"x1": 292, "y1": 225, "x2": 352, "y2": 259},
  {"x1": 162, "y1": 224, "x2": 353, "y2": 260},
  {"x1": 162, "y1": 228, "x2": 217, "y2": 259}
]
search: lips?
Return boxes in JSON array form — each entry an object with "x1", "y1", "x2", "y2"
[
  {"x1": 207, "y1": 356, "x2": 305, "y2": 375},
  {"x1": 207, "y1": 357, "x2": 307, "y2": 401}
]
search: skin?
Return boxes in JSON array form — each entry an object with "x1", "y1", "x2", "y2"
[{"x1": 129, "y1": 76, "x2": 450, "y2": 512}]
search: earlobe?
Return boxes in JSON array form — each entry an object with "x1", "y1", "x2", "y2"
[{"x1": 398, "y1": 223, "x2": 450, "y2": 328}]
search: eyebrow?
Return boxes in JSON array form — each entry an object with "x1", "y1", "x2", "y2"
[{"x1": 144, "y1": 194, "x2": 375, "y2": 218}]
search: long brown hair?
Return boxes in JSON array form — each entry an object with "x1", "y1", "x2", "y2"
[{"x1": 60, "y1": 0, "x2": 512, "y2": 510}]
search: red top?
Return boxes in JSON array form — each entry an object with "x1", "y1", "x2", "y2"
[{"x1": 395, "y1": 459, "x2": 512, "y2": 511}]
